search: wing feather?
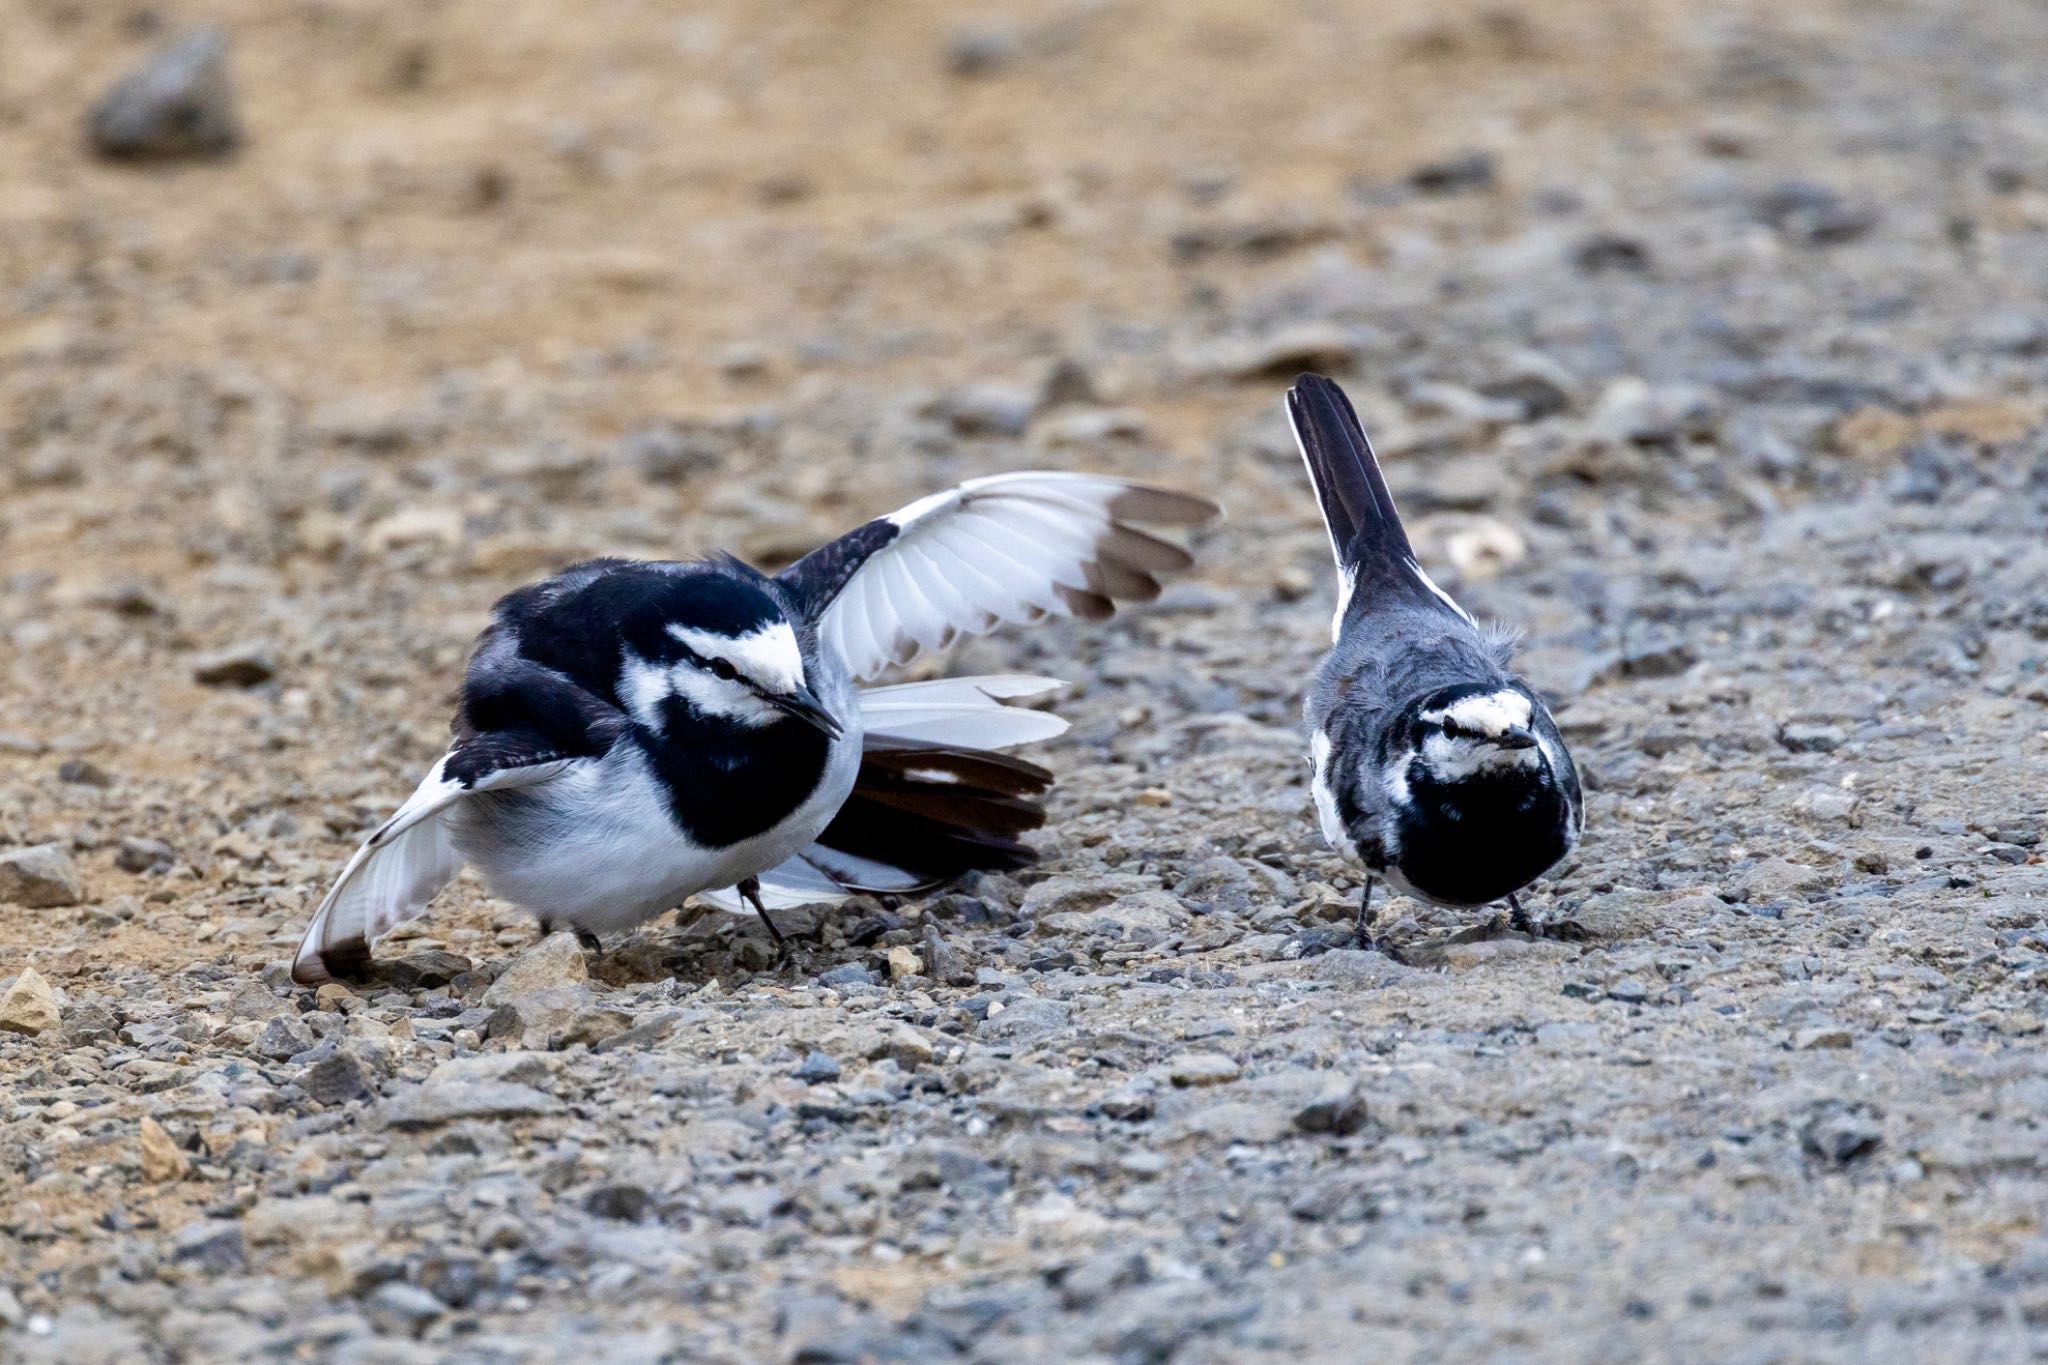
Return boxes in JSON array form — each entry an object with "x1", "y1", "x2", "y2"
[
  {"x1": 778, "y1": 472, "x2": 1218, "y2": 681},
  {"x1": 291, "y1": 751, "x2": 577, "y2": 985}
]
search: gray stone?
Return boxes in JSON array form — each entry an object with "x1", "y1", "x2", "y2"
[
  {"x1": 88, "y1": 28, "x2": 241, "y2": 162},
  {"x1": 1802, "y1": 1105, "x2": 1882, "y2": 1164},
  {"x1": 1780, "y1": 722, "x2": 1847, "y2": 753},
  {"x1": 1020, "y1": 874, "x2": 1162, "y2": 920},
  {"x1": 302, "y1": 1048, "x2": 374, "y2": 1104},
  {"x1": 615, "y1": 423, "x2": 725, "y2": 484},
  {"x1": 0, "y1": 843, "x2": 85, "y2": 907},
  {"x1": 170, "y1": 1220, "x2": 245, "y2": 1273},
  {"x1": 978, "y1": 997, "x2": 1072, "y2": 1043},
  {"x1": 378, "y1": 1079, "x2": 562, "y2": 1129},
  {"x1": 948, "y1": 24, "x2": 1020, "y2": 76},
  {"x1": 583, "y1": 1183, "x2": 654, "y2": 1221},
  {"x1": 794, "y1": 1050, "x2": 842, "y2": 1083},
  {"x1": 363, "y1": 1281, "x2": 443, "y2": 1337},
  {"x1": 1166, "y1": 1051, "x2": 1241, "y2": 1086},
  {"x1": 1294, "y1": 1083, "x2": 1369, "y2": 1136},
  {"x1": 371, "y1": 950, "x2": 472, "y2": 989},
  {"x1": 115, "y1": 836, "x2": 175, "y2": 873},
  {"x1": 484, "y1": 931, "x2": 589, "y2": 1000},
  {"x1": 938, "y1": 383, "x2": 1038, "y2": 437},
  {"x1": 1793, "y1": 1025, "x2": 1853, "y2": 1051},
  {"x1": 254, "y1": 1015, "x2": 314, "y2": 1062},
  {"x1": 1733, "y1": 858, "x2": 1835, "y2": 903},
  {"x1": 192, "y1": 643, "x2": 277, "y2": 688}
]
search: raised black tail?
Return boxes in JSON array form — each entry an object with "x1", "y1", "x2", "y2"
[{"x1": 1286, "y1": 373, "x2": 1415, "y2": 575}]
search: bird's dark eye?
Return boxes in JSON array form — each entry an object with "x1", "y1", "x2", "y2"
[{"x1": 709, "y1": 658, "x2": 738, "y2": 681}]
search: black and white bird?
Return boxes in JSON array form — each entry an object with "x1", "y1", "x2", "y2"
[
  {"x1": 292, "y1": 473, "x2": 1216, "y2": 984},
  {"x1": 1289, "y1": 373, "x2": 1583, "y2": 952}
]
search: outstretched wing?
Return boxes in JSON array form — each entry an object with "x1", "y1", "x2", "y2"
[
  {"x1": 294, "y1": 650, "x2": 630, "y2": 985},
  {"x1": 290, "y1": 743, "x2": 578, "y2": 985},
  {"x1": 778, "y1": 472, "x2": 1217, "y2": 682}
]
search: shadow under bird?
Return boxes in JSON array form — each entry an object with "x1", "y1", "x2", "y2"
[
  {"x1": 1289, "y1": 373, "x2": 1583, "y2": 953},
  {"x1": 292, "y1": 473, "x2": 1217, "y2": 984}
]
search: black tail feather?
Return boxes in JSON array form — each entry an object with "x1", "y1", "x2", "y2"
[
  {"x1": 1287, "y1": 373, "x2": 1414, "y2": 572},
  {"x1": 813, "y1": 740, "x2": 1052, "y2": 888}
]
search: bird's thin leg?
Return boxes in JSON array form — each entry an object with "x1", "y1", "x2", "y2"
[
  {"x1": 1353, "y1": 878, "x2": 1375, "y2": 944},
  {"x1": 736, "y1": 877, "x2": 791, "y2": 964},
  {"x1": 1352, "y1": 878, "x2": 1409, "y2": 963},
  {"x1": 1507, "y1": 893, "x2": 1535, "y2": 936}
]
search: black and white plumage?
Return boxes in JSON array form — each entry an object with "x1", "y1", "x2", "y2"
[
  {"x1": 292, "y1": 473, "x2": 1216, "y2": 984},
  {"x1": 1290, "y1": 374, "x2": 1583, "y2": 947}
]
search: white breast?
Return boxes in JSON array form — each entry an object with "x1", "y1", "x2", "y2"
[{"x1": 452, "y1": 664, "x2": 865, "y2": 935}]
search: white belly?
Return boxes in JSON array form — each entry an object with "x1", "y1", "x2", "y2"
[{"x1": 451, "y1": 719, "x2": 863, "y2": 936}]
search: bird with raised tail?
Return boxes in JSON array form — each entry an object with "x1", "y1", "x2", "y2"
[
  {"x1": 1289, "y1": 374, "x2": 1584, "y2": 955},
  {"x1": 292, "y1": 472, "x2": 1217, "y2": 984}
]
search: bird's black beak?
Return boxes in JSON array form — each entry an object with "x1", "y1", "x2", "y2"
[
  {"x1": 771, "y1": 685, "x2": 843, "y2": 739},
  {"x1": 1497, "y1": 725, "x2": 1540, "y2": 750}
]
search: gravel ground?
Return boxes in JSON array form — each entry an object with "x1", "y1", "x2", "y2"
[{"x1": 6, "y1": 1, "x2": 2048, "y2": 1360}]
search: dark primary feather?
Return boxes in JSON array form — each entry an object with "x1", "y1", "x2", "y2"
[
  {"x1": 778, "y1": 518, "x2": 898, "y2": 621},
  {"x1": 810, "y1": 739, "x2": 1052, "y2": 889}
]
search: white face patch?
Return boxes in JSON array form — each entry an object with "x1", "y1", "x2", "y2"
[
  {"x1": 1413, "y1": 689, "x2": 1543, "y2": 781},
  {"x1": 619, "y1": 648, "x2": 781, "y2": 731},
  {"x1": 669, "y1": 622, "x2": 806, "y2": 696},
  {"x1": 1418, "y1": 731, "x2": 1540, "y2": 781},
  {"x1": 1418, "y1": 689, "x2": 1533, "y2": 739}
]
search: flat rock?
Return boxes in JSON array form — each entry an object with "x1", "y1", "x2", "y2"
[
  {"x1": 978, "y1": 997, "x2": 1073, "y2": 1043},
  {"x1": 1167, "y1": 1051, "x2": 1242, "y2": 1086},
  {"x1": 1733, "y1": 858, "x2": 1836, "y2": 903},
  {"x1": 1165, "y1": 1100, "x2": 1295, "y2": 1145},
  {"x1": 1020, "y1": 874, "x2": 1162, "y2": 920},
  {"x1": 377, "y1": 1078, "x2": 563, "y2": 1129},
  {"x1": 192, "y1": 643, "x2": 277, "y2": 688},
  {"x1": 1434, "y1": 938, "x2": 1580, "y2": 970}
]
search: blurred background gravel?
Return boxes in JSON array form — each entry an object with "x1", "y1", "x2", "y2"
[{"x1": 5, "y1": 1, "x2": 2048, "y2": 1360}]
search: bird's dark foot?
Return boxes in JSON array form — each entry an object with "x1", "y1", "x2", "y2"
[
  {"x1": 1361, "y1": 935, "x2": 1411, "y2": 965},
  {"x1": 1506, "y1": 894, "x2": 1589, "y2": 942},
  {"x1": 1337, "y1": 878, "x2": 1409, "y2": 962}
]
